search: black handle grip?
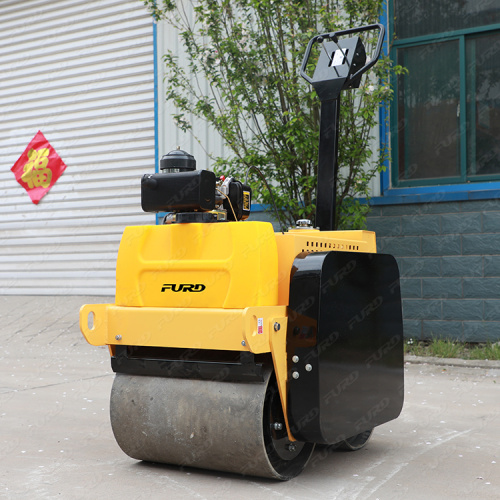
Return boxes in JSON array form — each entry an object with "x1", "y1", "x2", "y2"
[{"x1": 300, "y1": 23, "x2": 385, "y2": 84}]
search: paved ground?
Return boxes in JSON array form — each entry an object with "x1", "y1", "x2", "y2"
[{"x1": 1, "y1": 296, "x2": 499, "y2": 499}]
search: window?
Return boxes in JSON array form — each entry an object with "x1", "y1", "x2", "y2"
[{"x1": 391, "y1": 0, "x2": 500, "y2": 187}]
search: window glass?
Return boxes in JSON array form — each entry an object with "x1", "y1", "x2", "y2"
[
  {"x1": 466, "y1": 32, "x2": 500, "y2": 177},
  {"x1": 397, "y1": 40, "x2": 461, "y2": 181},
  {"x1": 395, "y1": 0, "x2": 500, "y2": 39}
]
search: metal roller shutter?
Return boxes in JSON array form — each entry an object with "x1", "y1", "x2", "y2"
[{"x1": 0, "y1": 0, "x2": 155, "y2": 295}]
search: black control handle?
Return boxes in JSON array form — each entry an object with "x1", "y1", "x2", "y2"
[{"x1": 300, "y1": 23, "x2": 385, "y2": 85}]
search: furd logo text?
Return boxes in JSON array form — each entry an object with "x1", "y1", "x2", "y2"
[{"x1": 161, "y1": 284, "x2": 206, "y2": 292}]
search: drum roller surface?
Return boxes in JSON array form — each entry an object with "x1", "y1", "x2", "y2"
[{"x1": 110, "y1": 370, "x2": 315, "y2": 480}]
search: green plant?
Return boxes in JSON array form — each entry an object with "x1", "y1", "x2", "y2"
[
  {"x1": 404, "y1": 337, "x2": 427, "y2": 357},
  {"x1": 145, "y1": 0, "x2": 406, "y2": 229},
  {"x1": 468, "y1": 342, "x2": 500, "y2": 361},
  {"x1": 427, "y1": 338, "x2": 462, "y2": 359},
  {"x1": 404, "y1": 339, "x2": 500, "y2": 361}
]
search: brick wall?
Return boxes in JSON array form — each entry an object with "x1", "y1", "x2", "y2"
[{"x1": 366, "y1": 199, "x2": 500, "y2": 342}]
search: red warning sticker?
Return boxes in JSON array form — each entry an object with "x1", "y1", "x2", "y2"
[{"x1": 257, "y1": 318, "x2": 264, "y2": 334}]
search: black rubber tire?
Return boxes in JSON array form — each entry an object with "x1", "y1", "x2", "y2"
[{"x1": 337, "y1": 429, "x2": 373, "y2": 451}]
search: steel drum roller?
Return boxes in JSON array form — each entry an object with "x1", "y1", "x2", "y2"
[{"x1": 110, "y1": 370, "x2": 315, "y2": 480}]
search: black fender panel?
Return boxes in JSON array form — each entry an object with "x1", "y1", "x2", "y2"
[{"x1": 286, "y1": 251, "x2": 404, "y2": 444}]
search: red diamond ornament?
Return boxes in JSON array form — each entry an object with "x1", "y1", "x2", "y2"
[{"x1": 11, "y1": 131, "x2": 67, "y2": 205}]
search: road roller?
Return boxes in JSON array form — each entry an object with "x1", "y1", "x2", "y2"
[{"x1": 80, "y1": 24, "x2": 404, "y2": 480}]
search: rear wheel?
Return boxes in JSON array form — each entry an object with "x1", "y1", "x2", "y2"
[{"x1": 337, "y1": 429, "x2": 373, "y2": 451}]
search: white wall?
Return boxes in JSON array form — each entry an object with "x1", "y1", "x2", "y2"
[{"x1": 0, "y1": 0, "x2": 155, "y2": 295}]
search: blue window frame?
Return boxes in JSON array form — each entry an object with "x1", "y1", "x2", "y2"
[{"x1": 376, "y1": 0, "x2": 500, "y2": 205}]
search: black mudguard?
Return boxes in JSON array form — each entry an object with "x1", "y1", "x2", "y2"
[{"x1": 286, "y1": 251, "x2": 404, "y2": 444}]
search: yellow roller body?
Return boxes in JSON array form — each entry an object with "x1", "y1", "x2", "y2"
[
  {"x1": 80, "y1": 224, "x2": 377, "y2": 349},
  {"x1": 79, "y1": 223, "x2": 378, "y2": 453},
  {"x1": 115, "y1": 221, "x2": 279, "y2": 308}
]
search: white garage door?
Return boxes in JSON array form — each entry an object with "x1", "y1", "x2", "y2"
[{"x1": 0, "y1": 0, "x2": 156, "y2": 295}]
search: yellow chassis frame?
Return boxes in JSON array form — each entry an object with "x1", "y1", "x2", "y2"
[{"x1": 80, "y1": 303, "x2": 294, "y2": 439}]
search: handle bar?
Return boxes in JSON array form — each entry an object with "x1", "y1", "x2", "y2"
[{"x1": 300, "y1": 23, "x2": 385, "y2": 85}]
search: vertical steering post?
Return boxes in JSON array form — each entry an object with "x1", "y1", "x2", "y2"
[
  {"x1": 316, "y1": 97, "x2": 340, "y2": 231},
  {"x1": 300, "y1": 24, "x2": 385, "y2": 231}
]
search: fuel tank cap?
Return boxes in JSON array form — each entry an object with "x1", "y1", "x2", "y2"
[
  {"x1": 160, "y1": 148, "x2": 196, "y2": 172},
  {"x1": 295, "y1": 219, "x2": 313, "y2": 228}
]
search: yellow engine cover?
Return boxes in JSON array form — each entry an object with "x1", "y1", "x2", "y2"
[{"x1": 115, "y1": 221, "x2": 279, "y2": 308}]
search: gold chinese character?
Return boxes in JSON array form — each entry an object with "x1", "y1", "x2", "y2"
[{"x1": 21, "y1": 148, "x2": 52, "y2": 188}]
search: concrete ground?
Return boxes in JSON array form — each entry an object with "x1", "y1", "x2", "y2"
[{"x1": 1, "y1": 295, "x2": 499, "y2": 500}]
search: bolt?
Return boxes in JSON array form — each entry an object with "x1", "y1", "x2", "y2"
[
  {"x1": 305, "y1": 364, "x2": 313, "y2": 372},
  {"x1": 274, "y1": 322, "x2": 281, "y2": 332},
  {"x1": 292, "y1": 371, "x2": 300, "y2": 379},
  {"x1": 286, "y1": 443, "x2": 297, "y2": 452},
  {"x1": 241, "y1": 340, "x2": 246, "y2": 346},
  {"x1": 292, "y1": 355, "x2": 299, "y2": 363},
  {"x1": 115, "y1": 335, "x2": 122, "y2": 341},
  {"x1": 273, "y1": 422, "x2": 283, "y2": 431}
]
